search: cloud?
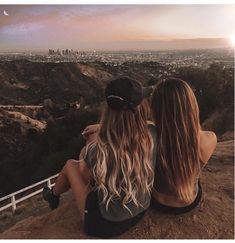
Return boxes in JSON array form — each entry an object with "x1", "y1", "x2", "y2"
[
  {"x1": 1, "y1": 22, "x2": 44, "y2": 35},
  {"x1": 0, "y1": 5, "x2": 234, "y2": 51}
]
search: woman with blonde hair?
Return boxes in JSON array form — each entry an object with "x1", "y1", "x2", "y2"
[
  {"x1": 151, "y1": 77, "x2": 217, "y2": 214},
  {"x1": 43, "y1": 77, "x2": 157, "y2": 237}
]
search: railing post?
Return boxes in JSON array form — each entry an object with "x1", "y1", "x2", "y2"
[
  {"x1": 11, "y1": 195, "x2": 16, "y2": 213},
  {"x1": 0, "y1": 174, "x2": 58, "y2": 214},
  {"x1": 47, "y1": 179, "x2": 51, "y2": 188}
]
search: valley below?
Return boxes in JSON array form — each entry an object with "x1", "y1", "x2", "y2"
[{"x1": 0, "y1": 57, "x2": 233, "y2": 239}]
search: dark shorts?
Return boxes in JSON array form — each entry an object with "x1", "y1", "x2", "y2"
[
  {"x1": 151, "y1": 181, "x2": 202, "y2": 214},
  {"x1": 84, "y1": 190, "x2": 146, "y2": 238}
]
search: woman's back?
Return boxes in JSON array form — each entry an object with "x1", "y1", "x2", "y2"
[
  {"x1": 85, "y1": 124, "x2": 157, "y2": 221},
  {"x1": 151, "y1": 78, "x2": 217, "y2": 210},
  {"x1": 153, "y1": 129, "x2": 217, "y2": 207},
  {"x1": 84, "y1": 77, "x2": 157, "y2": 224}
]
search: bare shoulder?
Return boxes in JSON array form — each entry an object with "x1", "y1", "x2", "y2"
[
  {"x1": 201, "y1": 131, "x2": 217, "y2": 140},
  {"x1": 199, "y1": 130, "x2": 217, "y2": 164}
]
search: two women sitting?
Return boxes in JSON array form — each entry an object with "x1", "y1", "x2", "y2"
[{"x1": 43, "y1": 76, "x2": 217, "y2": 237}]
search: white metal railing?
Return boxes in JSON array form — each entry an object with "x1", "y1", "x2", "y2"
[{"x1": 0, "y1": 173, "x2": 59, "y2": 213}]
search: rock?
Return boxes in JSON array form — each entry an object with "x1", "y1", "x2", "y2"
[
  {"x1": 206, "y1": 167, "x2": 212, "y2": 172},
  {"x1": 193, "y1": 214, "x2": 197, "y2": 222},
  {"x1": 0, "y1": 140, "x2": 234, "y2": 239}
]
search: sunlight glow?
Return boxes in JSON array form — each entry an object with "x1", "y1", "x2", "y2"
[{"x1": 229, "y1": 34, "x2": 235, "y2": 47}]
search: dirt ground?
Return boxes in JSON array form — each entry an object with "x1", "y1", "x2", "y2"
[{"x1": 0, "y1": 139, "x2": 234, "y2": 239}]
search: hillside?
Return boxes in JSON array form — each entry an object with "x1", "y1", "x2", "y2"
[
  {"x1": 0, "y1": 137, "x2": 233, "y2": 239},
  {"x1": 0, "y1": 60, "x2": 112, "y2": 105},
  {"x1": 0, "y1": 60, "x2": 233, "y2": 238},
  {"x1": 0, "y1": 60, "x2": 111, "y2": 196},
  {"x1": 0, "y1": 105, "x2": 99, "y2": 197}
]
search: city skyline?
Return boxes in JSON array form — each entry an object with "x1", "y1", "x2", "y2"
[{"x1": 0, "y1": 5, "x2": 234, "y2": 51}]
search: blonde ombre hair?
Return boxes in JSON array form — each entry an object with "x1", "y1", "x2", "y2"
[
  {"x1": 151, "y1": 78, "x2": 201, "y2": 203},
  {"x1": 85, "y1": 103, "x2": 154, "y2": 213}
]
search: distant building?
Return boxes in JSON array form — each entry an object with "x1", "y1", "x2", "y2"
[
  {"x1": 48, "y1": 49, "x2": 54, "y2": 55},
  {"x1": 56, "y1": 49, "x2": 61, "y2": 55}
]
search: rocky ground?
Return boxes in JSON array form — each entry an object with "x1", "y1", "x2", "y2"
[{"x1": 0, "y1": 137, "x2": 234, "y2": 239}]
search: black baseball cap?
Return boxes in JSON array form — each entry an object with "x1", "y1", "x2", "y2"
[{"x1": 105, "y1": 77, "x2": 144, "y2": 110}]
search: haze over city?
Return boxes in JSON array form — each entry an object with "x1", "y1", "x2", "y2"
[{"x1": 0, "y1": 4, "x2": 235, "y2": 51}]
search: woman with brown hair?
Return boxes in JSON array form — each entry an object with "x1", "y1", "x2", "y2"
[
  {"x1": 151, "y1": 77, "x2": 217, "y2": 214},
  {"x1": 43, "y1": 77, "x2": 157, "y2": 237}
]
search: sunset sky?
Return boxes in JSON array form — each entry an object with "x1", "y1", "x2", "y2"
[{"x1": 0, "y1": 4, "x2": 234, "y2": 51}]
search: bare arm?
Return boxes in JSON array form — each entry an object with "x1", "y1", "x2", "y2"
[{"x1": 199, "y1": 130, "x2": 217, "y2": 164}]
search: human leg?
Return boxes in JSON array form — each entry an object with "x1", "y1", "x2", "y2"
[{"x1": 49, "y1": 159, "x2": 90, "y2": 220}]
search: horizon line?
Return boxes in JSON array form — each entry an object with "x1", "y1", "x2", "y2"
[
  {"x1": 0, "y1": 37, "x2": 232, "y2": 53},
  {"x1": 0, "y1": 46, "x2": 232, "y2": 53}
]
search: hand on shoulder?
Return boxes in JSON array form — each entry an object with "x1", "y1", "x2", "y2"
[
  {"x1": 147, "y1": 120, "x2": 155, "y2": 126},
  {"x1": 82, "y1": 124, "x2": 100, "y2": 141}
]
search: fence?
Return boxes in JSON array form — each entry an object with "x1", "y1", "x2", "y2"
[{"x1": 0, "y1": 174, "x2": 59, "y2": 213}]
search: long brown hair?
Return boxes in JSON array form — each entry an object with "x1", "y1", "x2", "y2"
[
  {"x1": 151, "y1": 78, "x2": 201, "y2": 202},
  {"x1": 85, "y1": 102, "x2": 154, "y2": 213}
]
